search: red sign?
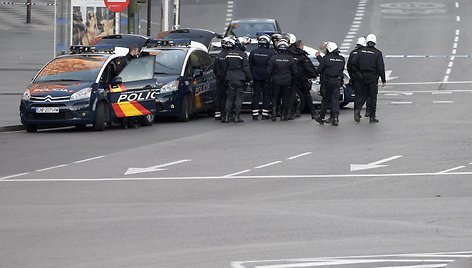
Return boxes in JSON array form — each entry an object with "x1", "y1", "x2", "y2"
[{"x1": 104, "y1": 0, "x2": 130, "y2": 12}]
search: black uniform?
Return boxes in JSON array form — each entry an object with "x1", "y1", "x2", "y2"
[
  {"x1": 315, "y1": 50, "x2": 345, "y2": 125},
  {"x1": 222, "y1": 48, "x2": 252, "y2": 123},
  {"x1": 354, "y1": 45, "x2": 386, "y2": 122},
  {"x1": 249, "y1": 46, "x2": 274, "y2": 120},
  {"x1": 267, "y1": 51, "x2": 297, "y2": 121},
  {"x1": 288, "y1": 45, "x2": 318, "y2": 118},
  {"x1": 213, "y1": 48, "x2": 229, "y2": 120}
]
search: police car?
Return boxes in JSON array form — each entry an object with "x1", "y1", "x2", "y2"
[
  {"x1": 142, "y1": 39, "x2": 217, "y2": 121},
  {"x1": 19, "y1": 45, "x2": 159, "y2": 132}
]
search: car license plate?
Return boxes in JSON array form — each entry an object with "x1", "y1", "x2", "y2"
[{"x1": 36, "y1": 107, "x2": 59, "y2": 113}]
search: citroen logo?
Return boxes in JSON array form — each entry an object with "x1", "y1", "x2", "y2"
[{"x1": 44, "y1": 95, "x2": 53, "y2": 102}]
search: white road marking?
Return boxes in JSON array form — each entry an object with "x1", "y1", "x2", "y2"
[
  {"x1": 223, "y1": 169, "x2": 251, "y2": 177},
  {"x1": 350, "y1": 155, "x2": 402, "y2": 172},
  {"x1": 387, "y1": 81, "x2": 472, "y2": 85},
  {"x1": 4, "y1": 170, "x2": 472, "y2": 183},
  {"x1": 125, "y1": 159, "x2": 191, "y2": 175},
  {"x1": 73, "y1": 155, "x2": 105, "y2": 164},
  {"x1": 456, "y1": 2, "x2": 459, "y2": 8},
  {"x1": 391, "y1": 101, "x2": 413, "y2": 104},
  {"x1": 433, "y1": 101, "x2": 453, "y2": 104},
  {"x1": 436, "y1": 166, "x2": 465, "y2": 174},
  {"x1": 231, "y1": 251, "x2": 472, "y2": 268},
  {"x1": 287, "y1": 152, "x2": 312, "y2": 160},
  {"x1": 456, "y1": 16, "x2": 460, "y2": 22},
  {"x1": 0, "y1": 172, "x2": 30, "y2": 180},
  {"x1": 432, "y1": 91, "x2": 452, "y2": 94},
  {"x1": 35, "y1": 164, "x2": 68, "y2": 172},
  {"x1": 255, "y1": 161, "x2": 282, "y2": 169}
]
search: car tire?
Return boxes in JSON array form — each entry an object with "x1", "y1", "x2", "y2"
[
  {"x1": 340, "y1": 84, "x2": 353, "y2": 108},
  {"x1": 296, "y1": 89, "x2": 306, "y2": 113},
  {"x1": 26, "y1": 125, "x2": 37, "y2": 133},
  {"x1": 177, "y1": 95, "x2": 191, "y2": 122},
  {"x1": 139, "y1": 114, "x2": 155, "y2": 126},
  {"x1": 93, "y1": 102, "x2": 106, "y2": 131}
]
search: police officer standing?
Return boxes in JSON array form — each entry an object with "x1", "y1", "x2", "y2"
[
  {"x1": 288, "y1": 39, "x2": 319, "y2": 119},
  {"x1": 314, "y1": 42, "x2": 345, "y2": 126},
  {"x1": 222, "y1": 38, "x2": 253, "y2": 123},
  {"x1": 354, "y1": 33, "x2": 386, "y2": 123},
  {"x1": 249, "y1": 34, "x2": 274, "y2": 120},
  {"x1": 348, "y1": 36, "x2": 367, "y2": 123},
  {"x1": 267, "y1": 40, "x2": 297, "y2": 121},
  {"x1": 213, "y1": 37, "x2": 230, "y2": 121}
]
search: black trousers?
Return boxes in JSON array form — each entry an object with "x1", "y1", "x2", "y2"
[
  {"x1": 272, "y1": 84, "x2": 291, "y2": 115},
  {"x1": 225, "y1": 80, "x2": 244, "y2": 115},
  {"x1": 251, "y1": 79, "x2": 271, "y2": 112},
  {"x1": 215, "y1": 78, "x2": 227, "y2": 114},
  {"x1": 355, "y1": 73, "x2": 378, "y2": 116},
  {"x1": 319, "y1": 79, "x2": 340, "y2": 118},
  {"x1": 294, "y1": 80, "x2": 315, "y2": 115}
]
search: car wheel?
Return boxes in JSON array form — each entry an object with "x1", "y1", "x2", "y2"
[
  {"x1": 26, "y1": 125, "x2": 37, "y2": 133},
  {"x1": 177, "y1": 95, "x2": 191, "y2": 122},
  {"x1": 340, "y1": 84, "x2": 353, "y2": 108},
  {"x1": 139, "y1": 114, "x2": 155, "y2": 126},
  {"x1": 296, "y1": 89, "x2": 306, "y2": 113},
  {"x1": 93, "y1": 102, "x2": 106, "y2": 131}
]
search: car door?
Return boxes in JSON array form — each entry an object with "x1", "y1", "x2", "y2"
[
  {"x1": 108, "y1": 55, "x2": 158, "y2": 120},
  {"x1": 192, "y1": 50, "x2": 215, "y2": 111}
]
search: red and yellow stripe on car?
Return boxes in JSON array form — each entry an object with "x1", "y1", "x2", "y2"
[{"x1": 112, "y1": 101, "x2": 152, "y2": 118}]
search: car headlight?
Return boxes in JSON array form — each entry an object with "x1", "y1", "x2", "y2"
[
  {"x1": 22, "y1": 90, "x2": 31, "y2": 101},
  {"x1": 70, "y1": 87, "x2": 92, "y2": 101},
  {"x1": 160, "y1": 81, "x2": 179, "y2": 93}
]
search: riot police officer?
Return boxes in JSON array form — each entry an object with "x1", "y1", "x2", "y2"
[
  {"x1": 314, "y1": 42, "x2": 345, "y2": 126},
  {"x1": 249, "y1": 34, "x2": 274, "y2": 120},
  {"x1": 288, "y1": 39, "x2": 319, "y2": 119},
  {"x1": 267, "y1": 40, "x2": 297, "y2": 121},
  {"x1": 354, "y1": 34, "x2": 386, "y2": 123},
  {"x1": 213, "y1": 37, "x2": 231, "y2": 121},
  {"x1": 222, "y1": 38, "x2": 253, "y2": 123},
  {"x1": 348, "y1": 36, "x2": 366, "y2": 123}
]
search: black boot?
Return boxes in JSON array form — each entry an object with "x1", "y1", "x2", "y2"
[
  {"x1": 221, "y1": 112, "x2": 229, "y2": 123},
  {"x1": 314, "y1": 114, "x2": 324, "y2": 125},
  {"x1": 332, "y1": 115, "x2": 339, "y2": 126},
  {"x1": 325, "y1": 116, "x2": 333, "y2": 124},
  {"x1": 271, "y1": 107, "x2": 277, "y2": 121},
  {"x1": 365, "y1": 110, "x2": 370, "y2": 117},
  {"x1": 234, "y1": 113, "x2": 244, "y2": 123},
  {"x1": 370, "y1": 116, "x2": 379, "y2": 123},
  {"x1": 354, "y1": 109, "x2": 361, "y2": 123}
]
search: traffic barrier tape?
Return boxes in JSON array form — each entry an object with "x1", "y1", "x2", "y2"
[
  {"x1": 1, "y1": 2, "x2": 55, "y2": 5},
  {"x1": 386, "y1": 55, "x2": 472, "y2": 58}
]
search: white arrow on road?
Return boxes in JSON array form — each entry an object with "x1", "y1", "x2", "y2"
[
  {"x1": 350, "y1": 155, "x2": 403, "y2": 172},
  {"x1": 125, "y1": 159, "x2": 191, "y2": 175},
  {"x1": 385, "y1": 70, "x2": 398, "y2": 81}
]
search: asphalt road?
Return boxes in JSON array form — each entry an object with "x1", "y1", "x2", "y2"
[{"x1": 1, "y1": 1, "x2": 472, "y2": 268}]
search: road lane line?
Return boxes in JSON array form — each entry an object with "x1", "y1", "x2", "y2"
[
  {"x1": 223, "y1": 170, "x2": 251, "y2": 177},
  {"x1": 35, "y1": 164, "x2": 68, "y2": 172},
  {"x1": 255, "y1": 161, "x2": 282, "y2": 169},
  {"x1": 0, "y1": 172, "x2": 30, "y2": 180},
  {"x1": 4, "y1": 171, "x2": 472, "y2": 182},
  {"x1": 287, "y1": 152, "x2": 312, "y2": 160},
  {"x1": 391, "y1": 101, "x2": 412, "y2": 104},
  {"x1": 73, "y1": 155, "x2": 105, "y2": 164},
  {"x1": 433, "y1": 101, "x2": 453, "y2": 104},
  {"x1": 436, "y1": 166, "x2": 465, "y2": 174}
]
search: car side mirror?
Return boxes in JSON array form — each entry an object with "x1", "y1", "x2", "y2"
[
  {"x1": 111, "y1": 76, "x2": 122, "y2": 85},
  {"x1": 193, "y1": 69, "x2": 204, "y2": 78}
]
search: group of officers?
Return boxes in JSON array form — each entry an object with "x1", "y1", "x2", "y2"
[{"x1": 212, "y1": 31, "x2": 386, "y2": 126}]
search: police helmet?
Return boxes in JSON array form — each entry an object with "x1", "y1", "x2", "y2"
[
  {"x1": 271, "y1": 33, "x2": 282, "y2": 43},
  {"x1": 223, "y1": 38, "x2": 236, "y2": 49},
  {"x1": 366, "y1": 34, "x2": 377, "y2": 45},
  {"x1": 288, "y1": 33, "x2": 297, "y2": 45},
  {"x1": 277, "y1": 40, "x2": 289, "y2": 52},
  {"x1": 326, "y1": 42, "x2": 338, "y2": 53},
  {"x1": 257, "y1": 35, "x2": 271, "y2": 48},
  {"x1": 357, "y1": 36, "x2": 366, "y2": 47}
]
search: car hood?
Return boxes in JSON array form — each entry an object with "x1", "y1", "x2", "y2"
[{"x1": 28, "y1": 81, "x2": 95, "y2": 97}]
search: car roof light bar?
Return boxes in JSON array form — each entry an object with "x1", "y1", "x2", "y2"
[
  {"x1": 69, "y1": 45, "x2": 116, "y2": 54},
  {"x1": 147, "y1": 39, "x2": 192, "y2": 48}
]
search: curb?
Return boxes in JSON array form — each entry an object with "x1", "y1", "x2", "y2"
[{"x1": 0, "y1": 125, "x2": 24, "y2": 132}]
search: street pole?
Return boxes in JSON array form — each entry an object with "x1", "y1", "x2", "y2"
[
  {"x1": 128, "y1": 0, "x2": 138, "y2": 34},
  {"x1": 161, "y1": 0, "x2": 169, "y2": 32},
  {"x1": 173, "y1": 0, "x2": 180, "y2": 30},
  {"x1": 26, "y1": 0, "x2": 31, "y2": 23},
  {"x1": 147, "y1": 0, "x2": 151, "y2": 36}
]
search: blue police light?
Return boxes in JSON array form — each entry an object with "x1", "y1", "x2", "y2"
[
  {"x1": 69, "y1": 45, "x2": 115, "y2": 54},
  {"x1": 256, "y1": 31, "x2": 278, "y2": 37},
  {"x1": 147, "y1": 39, "x2": 192, "y2": 48}
]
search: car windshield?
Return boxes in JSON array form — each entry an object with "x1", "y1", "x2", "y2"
[
  {"x1": 34, "y1": 55, "x2": 107, "y2": 82},
  {"x1": 146, "y1": 49, "x2": 186, "y2": 75},
  {"x1": 226, "y1": 22, "x2": 276, "y2": 38}
]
